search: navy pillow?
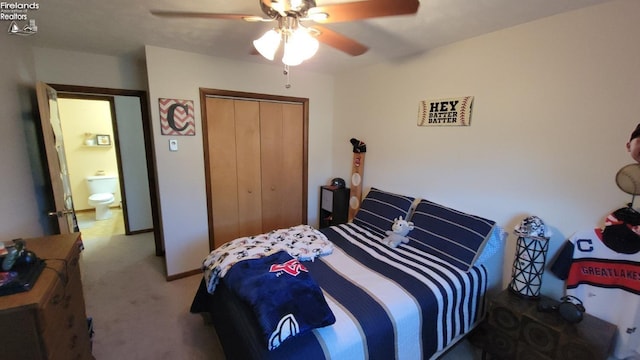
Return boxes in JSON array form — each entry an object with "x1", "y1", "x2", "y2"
[
  {"x1": 352, "y1": 188, "x2": 416, "y2": 236},
  {"x1": 408, "y1": 199, "x2": 496, "y2": 271}
]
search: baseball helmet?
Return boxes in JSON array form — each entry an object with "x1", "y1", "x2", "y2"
[
  {"x1": 602, "y1": 207, "x2": 640, "y2": 254},
  {"x1": 330, "y1": 177, "x2": 345, "y2": 188}
]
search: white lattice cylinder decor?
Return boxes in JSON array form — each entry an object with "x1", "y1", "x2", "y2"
[{"x1": 508, "y1": 216, "x2": 552, "y2": 298}]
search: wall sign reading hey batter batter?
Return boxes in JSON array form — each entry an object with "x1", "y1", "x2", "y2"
[{"x1": 417, "y1": 96, "x2": 474, "y2": 127}]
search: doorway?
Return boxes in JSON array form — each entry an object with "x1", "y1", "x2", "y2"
[
  {"x1": 57, "y1": 95, "x2": 125, "y2": 236},
  {"x1": 49, "y1": 84, "x2": 163, "y2": 255}
]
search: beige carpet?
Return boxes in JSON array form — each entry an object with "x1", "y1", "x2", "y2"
[
  {"x1": 78, "y1": 210, "x2": 224, "y2": 359},
  {"x1": 76, "y1": 210, "x2": 481, "y2": 359}
]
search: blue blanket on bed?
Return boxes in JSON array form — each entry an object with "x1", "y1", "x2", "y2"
[{"x1": 224, "y1": 250, "x2": 336, "y2": 350}]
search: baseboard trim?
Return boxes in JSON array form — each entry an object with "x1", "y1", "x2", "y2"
[
  {"x1": 166, "y1": 268, "x2": 202, "y2": 281},
  {"x1": 127, "y1": 228, "x2": 153, "y2": 236}
]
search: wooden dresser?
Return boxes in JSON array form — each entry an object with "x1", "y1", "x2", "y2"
[{"x1": 0, "y1": 233, "x2": 93, "y2": 360}]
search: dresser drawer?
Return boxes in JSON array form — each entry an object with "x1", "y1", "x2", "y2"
[
  {"x1": 39, "y1": 246, "x2": 82, "y2": 330},
  {"x1": 48, "y1": 307, "x2": 92, "y2": 360},
  {"x1": 43, "y1": 284, "x2": 79, "y2": 339},
  {"x1": 39, "y1": 274, "x2": 70, "y2": 336}
]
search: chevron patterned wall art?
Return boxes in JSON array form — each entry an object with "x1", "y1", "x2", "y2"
[{"x1": 159, "y1": 98, "x2": 195, "y2": 135}]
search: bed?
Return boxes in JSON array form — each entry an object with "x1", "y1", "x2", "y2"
[{"x1": 191, "y1": 188, "x2": 506, "y2": 360}]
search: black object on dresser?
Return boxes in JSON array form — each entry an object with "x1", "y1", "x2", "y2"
[
  {"x1": 319, "y1": 185, "x2": 349, "y2": 228},
  {"x1": 470, "y1": 289, "x2": 616, "y2": 360}
]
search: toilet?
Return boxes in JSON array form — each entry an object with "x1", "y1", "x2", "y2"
[{"x1": 86, "y1": 175, "x2": 118, "y2": 221}]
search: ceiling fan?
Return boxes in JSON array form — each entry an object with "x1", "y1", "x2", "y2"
[{"x1": 151, "y1": 0, "x2": 420, "y2": 66}]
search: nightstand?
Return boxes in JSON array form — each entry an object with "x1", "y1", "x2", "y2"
[
  {"x1": 319, "y1": 186, "x2": 349, "y2": 228},
  {"x1": 470, "y1": 289, "x2": 616, "y2": 360}
]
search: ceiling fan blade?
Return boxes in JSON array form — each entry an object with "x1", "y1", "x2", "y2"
[
  {"x1": 150, "y1": 10, "x2": 266, "y2": 22},
  {"x1": 313, "y1": 25, "x2": 368, "y2": 56},
  {"x1": 309, "y1": 0, "x2": 420, "y2": 23}
]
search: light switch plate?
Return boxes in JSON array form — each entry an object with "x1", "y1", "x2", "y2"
[{"x1": 169, "y1": 139, "x2": 178, "y2": 152}]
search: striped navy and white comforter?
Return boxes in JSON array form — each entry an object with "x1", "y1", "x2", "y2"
[{"x1": 300, "y1": 223, "x2": 489, "y2": 360}]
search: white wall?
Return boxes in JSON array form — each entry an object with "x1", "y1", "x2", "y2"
[
  {"x1": 33, "y1": 47, "x2": 147, "y2": 90},
  {"x1": 114, "y1": 96, "x2": 153, "y2": 231},
  {"x1": 0, "y1": 37, "x2": 44, "y2": 237},
  {"x1": 333, "y1": 0, "x2": 640, "y2": 298},
  {"x1": 145, "y1": 46, "x2": 335, "y2": 277}
]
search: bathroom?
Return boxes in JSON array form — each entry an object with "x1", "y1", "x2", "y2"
[{"x1": 57, "y1": 97, "x2": 123, "y2": 233}]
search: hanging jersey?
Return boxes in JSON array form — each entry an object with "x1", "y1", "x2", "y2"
[{"x1": 551, "y1": 228, "x2": 640, "y2": 359}]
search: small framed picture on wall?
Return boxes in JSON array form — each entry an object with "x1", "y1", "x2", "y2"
[{"x1": 96, "y1": 134, "x2": 111, "y2": 146}]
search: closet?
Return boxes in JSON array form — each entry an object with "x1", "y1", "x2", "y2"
[{"x1": 202, "y1": 91, "x2": 308, "y2": 250}]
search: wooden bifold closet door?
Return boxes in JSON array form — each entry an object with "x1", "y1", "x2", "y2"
[{"x1": 204, "y1": 96, "x2": 306, "y2": 250}]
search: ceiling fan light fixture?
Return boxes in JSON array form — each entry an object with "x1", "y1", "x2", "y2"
[
  {"x1": 282, "y1": 43, "x2": 303, "y2": 66},
  {"x1": 290, "y1": 0, "x2": 305, "y2": 10},
  {"x1": 253, "y1": 29, "x2": 281, "y2": 61},
  {"x1": 282, "y1": 27, "x2": 318, "y2": 66}
]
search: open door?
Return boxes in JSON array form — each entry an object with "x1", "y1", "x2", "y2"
[{"x1": 36, "y1": 82, "x2": 78, "y2": 234}]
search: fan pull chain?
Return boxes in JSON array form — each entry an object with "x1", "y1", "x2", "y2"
[{"x1": 283, "y1": 64, "x2": 291, "y2": 89}]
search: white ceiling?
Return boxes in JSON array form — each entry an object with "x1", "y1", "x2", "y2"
[{"x1": 21, "y1": 0, "x2": 613, "y2": 74}]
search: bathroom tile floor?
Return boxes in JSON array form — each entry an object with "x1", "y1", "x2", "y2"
[{"x1": 76, "y1": 208, "x2": 125, "y2": 238}]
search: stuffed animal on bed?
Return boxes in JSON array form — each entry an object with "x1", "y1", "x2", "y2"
[{"x1": 382, "y1": 216, "x2": 414, "y2": 248}]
